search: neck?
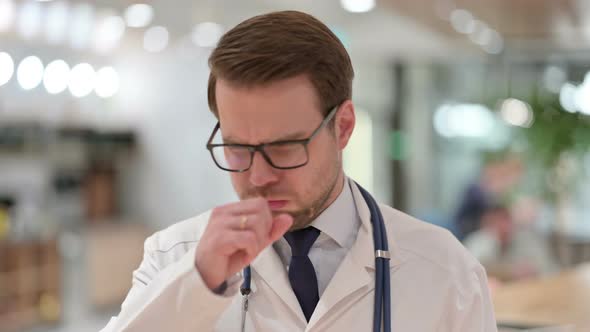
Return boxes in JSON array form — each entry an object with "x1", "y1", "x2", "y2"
[{"x1": 327, "y1": 171, "x2": 346, "y2": 207}]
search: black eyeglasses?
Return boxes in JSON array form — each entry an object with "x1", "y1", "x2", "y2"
[{"x1": 206, "y1": 105, "x2": 339, "y2": 172}]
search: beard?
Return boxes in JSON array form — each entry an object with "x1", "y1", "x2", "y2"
[
  {"x1": 237, "y1": 159, "x2": 342, "y2": 230},
  {"x1": 285, "y1": 169, "x2": 340, "y2": 230}
]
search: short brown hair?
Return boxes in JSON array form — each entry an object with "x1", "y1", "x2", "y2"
[{"x1": 207, "y1": 10, "x2": 354, "y2": 118}]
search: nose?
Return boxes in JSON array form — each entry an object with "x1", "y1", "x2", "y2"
[{"x1": 248, "y1": 151, "x2": 279, "y2": 187}]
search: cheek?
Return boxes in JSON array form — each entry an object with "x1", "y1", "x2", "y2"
[
  {"x1": 277, "y1": 168, "x2": 304, "y2": 189},
  {"x1": 287, "y1": 143, "x2": 334, "y2": 188},
  {"x1": 229, "y1": 173, "x2": 247, "y2": 190},
  {"x1": 274, "y1": 167, "x2": 314, "y2": 201},
  {"x1": 307, "y1": 134, "x2": 338, "y2": 168}
]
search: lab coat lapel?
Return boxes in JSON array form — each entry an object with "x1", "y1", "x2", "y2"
[
  {"x1": 307, "y1": 223, "x2": 373, "y2": 329},
  {"x1": 250, "y1": 245, "x2": 307, "y2": 323},
  {"x1": 307, "y1": 179, "x2": 405, "y2": 329}
]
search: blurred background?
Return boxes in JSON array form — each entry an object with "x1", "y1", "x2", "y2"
[{"x1": 1, "y1": 0, "x2": 590, "y2": 331}]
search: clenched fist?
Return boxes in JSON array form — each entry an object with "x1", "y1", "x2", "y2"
[{"x1": 195, "y1": 198, "x2": 293, "y2": 290}]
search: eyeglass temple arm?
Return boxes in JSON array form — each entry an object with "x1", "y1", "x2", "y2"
[
  {"x1": 307, "y1": 105, "x2": 339, "y2": 141},
  {"x1": 206, "y1": 122, "x2": 221, "y2": 147}
]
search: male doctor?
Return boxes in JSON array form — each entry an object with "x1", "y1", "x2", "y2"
[{"x1": 102, "y1": 10, "x2": 497, "y2": 332}]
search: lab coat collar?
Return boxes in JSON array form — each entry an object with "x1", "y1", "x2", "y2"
[{"x1": 348, "y1": 178, "x2": 405, "y2": 270}]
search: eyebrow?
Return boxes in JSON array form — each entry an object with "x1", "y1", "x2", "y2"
[{"x1": 222, "y1": 130, "x2": 309, "y2": 145}]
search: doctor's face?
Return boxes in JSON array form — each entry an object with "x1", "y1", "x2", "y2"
[{"x1": 214, "y1": 75, "x2": 355, "y2": 230}]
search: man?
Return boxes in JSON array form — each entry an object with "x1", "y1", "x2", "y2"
[
  {"x1": 102, "y1": 11, "x2": 496, "y2": 331},
  {"x1": 464, "y1": 203, "x2": 556, "y2": 283},
  {"x1": 454, "y1": 154, "x2": 523, "y2": 241}
]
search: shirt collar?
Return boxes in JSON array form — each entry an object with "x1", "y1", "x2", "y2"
[{"x1": 310, "y1": 178, "x2": 358, "y2": 248}]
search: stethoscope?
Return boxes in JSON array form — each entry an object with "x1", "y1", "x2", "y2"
[{"x1": 239, "y1": 182, "x2": 391, "y2": 332}]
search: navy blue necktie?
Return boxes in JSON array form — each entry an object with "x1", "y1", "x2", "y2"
[{"x1": 284, "y1": 227, "x2": 321, "y2": 322}]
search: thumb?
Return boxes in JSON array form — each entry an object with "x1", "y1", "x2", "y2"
[{"x1": 269, "y1": 213, "x2": 293, "y2": 243}]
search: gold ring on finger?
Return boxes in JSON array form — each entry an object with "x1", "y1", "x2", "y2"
[{"x1": 240, "y1": 215, "x2": 248, "y2": 230}]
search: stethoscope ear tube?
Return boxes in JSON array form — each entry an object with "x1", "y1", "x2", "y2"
[{"x1": 355, "y1": 182, "x2": 391, "y2": 332}]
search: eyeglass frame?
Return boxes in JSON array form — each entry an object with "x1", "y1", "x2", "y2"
[{"x1": 206, "y1": 104, "x2": 340, "y2": 172}]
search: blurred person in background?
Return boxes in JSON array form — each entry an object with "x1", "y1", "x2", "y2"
[
  {"x1": 454, "y1": 153, "x2": 523, "y2": 241},
  {"x1": 463, "y1": 204, "x2": 525, "y2": 281},
  {"x1": 101, "y1": 11, "x2": 496, "y2": 332},
  {"x1": 508, "y1": 196, "x2": 558, "y2": 277},
  {"x1": 464, "y1": 199, "x2": 557, "y2": 283}
]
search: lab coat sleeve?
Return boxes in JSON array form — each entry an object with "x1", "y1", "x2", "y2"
[
  {"x1": 100, "y1": 235, "x2": 236, "y2": 332},
  {"x1": 447, "y1": 264, "x2": 498, "y2": 332}
]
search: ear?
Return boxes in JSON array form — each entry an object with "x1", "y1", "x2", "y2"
[{"x1": 335, "y1": 100, "x2": 355, "y2": 150}]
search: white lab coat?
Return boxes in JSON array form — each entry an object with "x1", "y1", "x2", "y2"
[{"x1": 102, "y1": 182, "x2": 497, "y2": 331}]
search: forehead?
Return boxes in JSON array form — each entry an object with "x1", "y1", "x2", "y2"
[{"x1": 215, "y1": 75, "x2": 324, "y2": 143}]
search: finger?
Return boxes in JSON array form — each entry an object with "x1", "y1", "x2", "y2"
[
  {"x1": 268, "y1": 213, "x2": 293, "y2": 244},
  {"x1": 245, "y1": 213, "x2": 270, "y2": 247},
  {"x1": 223, "y1": 197, "x2": 271, "y2": 217},
  {"x1": 217, "y1": 230, "x2": 260, "y2": 260},
  {"x1": 221, "y1": 215, "x2": 270, "y2": 246},
  {"x1": 225, "y1": 212, "x2": 270, "y2": 247},
  {"x1": 210, "y1": 199, "x2": 276, "y2": 252},
  {"x1": 226, "y1": 251, "x2": 249, "y2": 274},
  {"x1": 228, "y1": 203, "x2": 272, "y2": 244}
]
